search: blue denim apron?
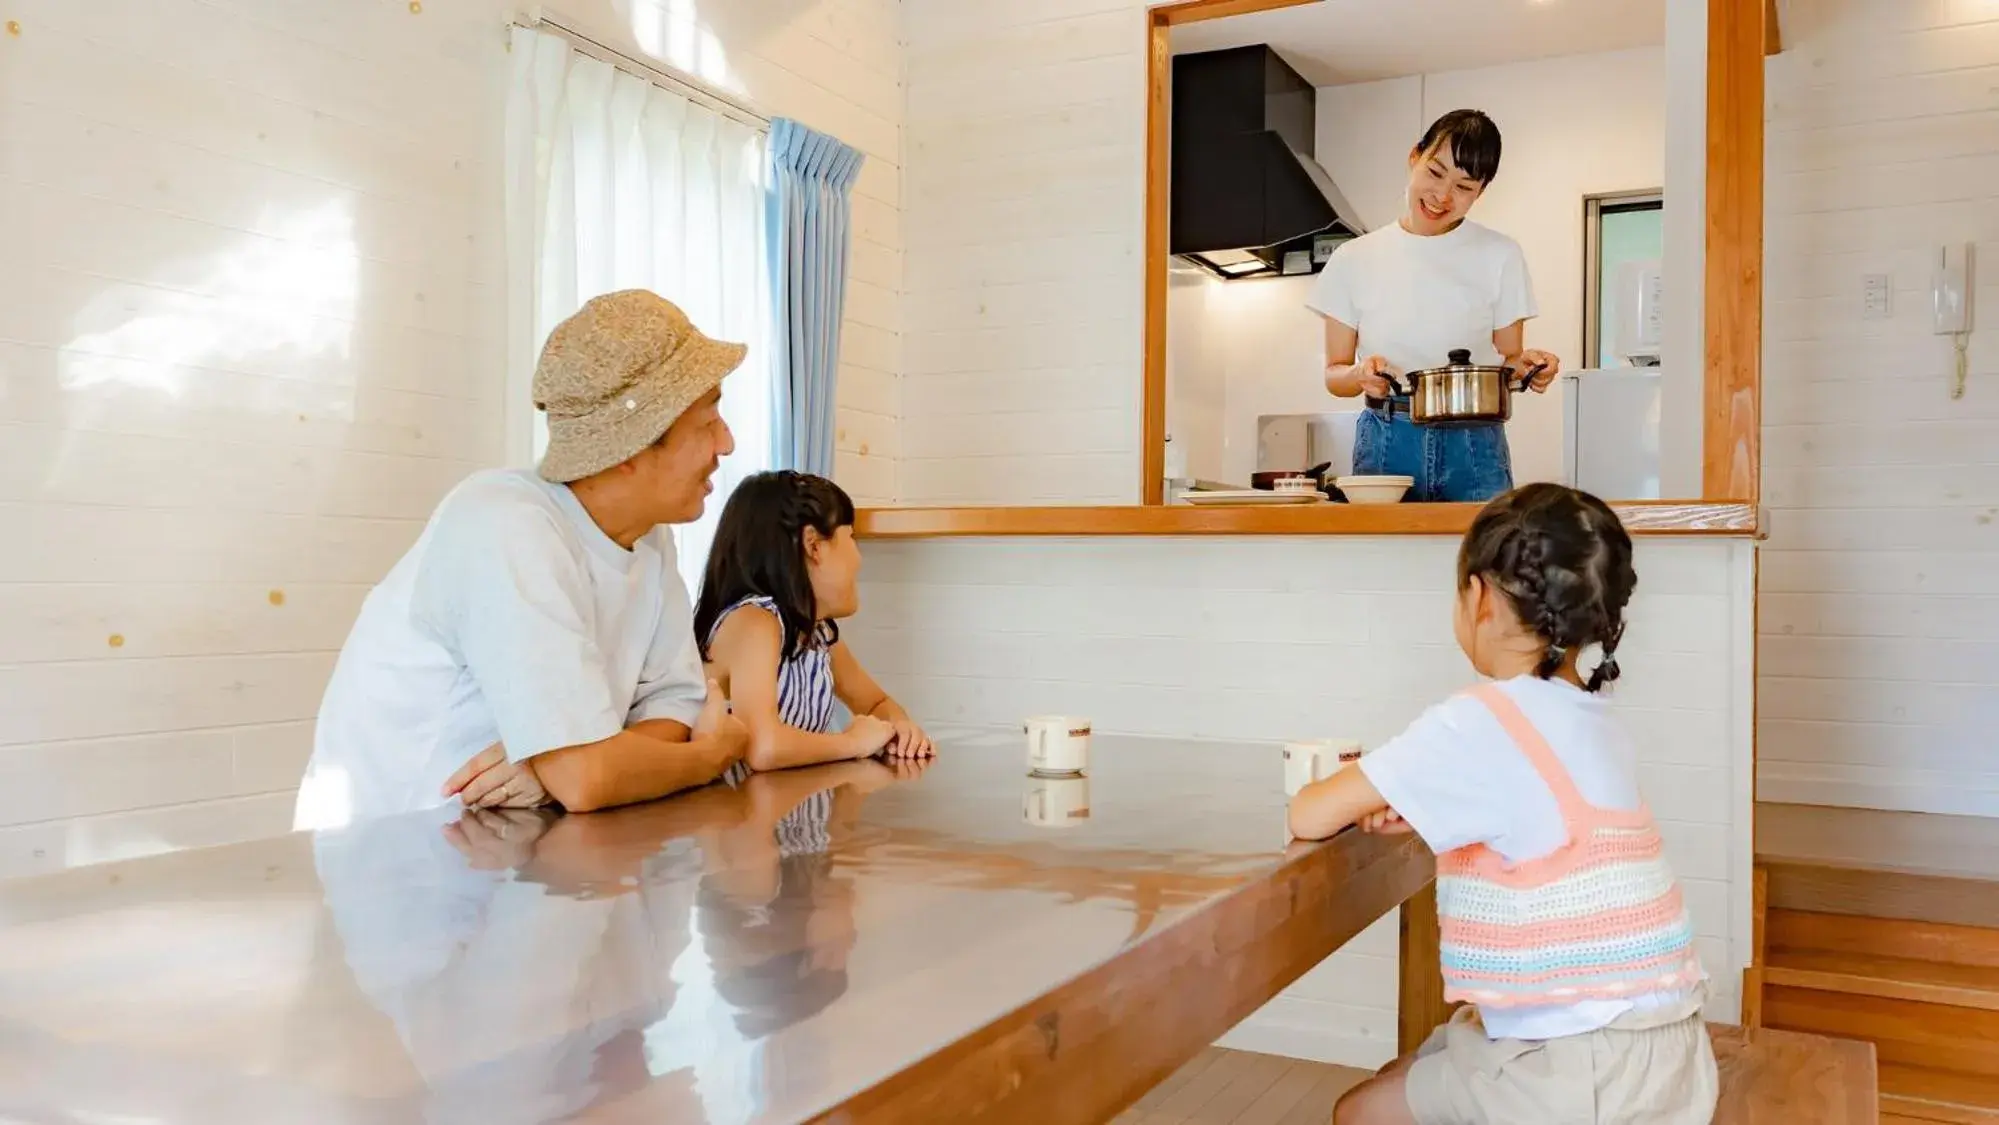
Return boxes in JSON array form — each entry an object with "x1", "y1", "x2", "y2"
[{"x1": 1351, "y1": 407, "x2": 1514, "y2": 503}]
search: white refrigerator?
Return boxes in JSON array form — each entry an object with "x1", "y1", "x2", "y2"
[{"x1": 1561, "y1": 368, "x2": 1662, "y2": 499}]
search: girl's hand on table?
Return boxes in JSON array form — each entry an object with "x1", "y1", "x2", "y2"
[
  {"x1": 1360, "y1": 808, "x2": 1414, "y2": 835},
  {"x1": 886, "y1": 716, "x2": 934, "y2": 759},
  {"x1": 846, "y1": 714, "x2": 896, "y2": 759}
]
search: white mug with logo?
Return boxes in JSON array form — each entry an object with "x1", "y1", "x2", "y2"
[
  {"x1": 1025, "y1": 715, "x2": 1091, "y2": 776},
  {"x1": 1023, "y1": 775, "x2": 1091, "y2": 827},
  {"x1": 1283, "y1": 738, "x2": 1366, "y2": 796}
]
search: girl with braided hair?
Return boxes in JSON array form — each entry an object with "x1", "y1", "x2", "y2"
[
  {"x1": 1290, "y1": 483, "x2": 1715, "y2": 1125},
  {"x1": 695, "y1": 471, "x2": 933, "y2": 772}
]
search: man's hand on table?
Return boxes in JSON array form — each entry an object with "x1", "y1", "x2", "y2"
[
  {"x1": 443, "y1": 682, "x2": 748, "y2": 813},
  {"x1": 693, "y1": 680, "x2": 751, "y2": 770},
  {"x1": 445, "y1": 743, "x2": 553, "y2": 810}
]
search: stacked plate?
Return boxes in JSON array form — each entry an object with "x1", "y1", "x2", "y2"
[{"x1": 1179, "y1": 490, "x2": 1324, "y2": 506}]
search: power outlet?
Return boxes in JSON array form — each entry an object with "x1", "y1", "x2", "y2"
[{"x1": 1863, "y1": 273, "x2": 1894, "y2": 319}]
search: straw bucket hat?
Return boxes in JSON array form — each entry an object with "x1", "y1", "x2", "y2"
[{"x1": 533, "y1": 290, "x2": 747, "y2": 483}]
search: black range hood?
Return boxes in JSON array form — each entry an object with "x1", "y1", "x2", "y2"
[{"x1": 1170, "y1": 45, "x2": 1366, "y2": 280}]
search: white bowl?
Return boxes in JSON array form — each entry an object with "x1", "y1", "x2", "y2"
[
  {"x1": 1335, "y1": 475, "x2": 1414, "y2": 505},
  {"x1": 1272, "y1": 476, "x2": 1319, "y2": 494}
]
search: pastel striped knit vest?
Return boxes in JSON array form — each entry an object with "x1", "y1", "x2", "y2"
[{"x1": 1436, "y1": 685, "x2": 1705, "y2": 1009}]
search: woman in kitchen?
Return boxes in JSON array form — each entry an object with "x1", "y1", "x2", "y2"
[{"x1": 1310, "y1": 109, "x2": 1560, "y2": 503}]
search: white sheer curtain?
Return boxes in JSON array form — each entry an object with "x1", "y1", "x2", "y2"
[{"x1": 505, "y1": 26, "x2": 771, "y2": 593}]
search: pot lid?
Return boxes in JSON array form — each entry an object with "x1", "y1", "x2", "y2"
[{"x1": 1416, "y1": 348, "x2": 1509, "y2": 375}]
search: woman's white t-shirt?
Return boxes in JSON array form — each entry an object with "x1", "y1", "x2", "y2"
[{"x1": 1306, "y1": 220, "x2": 1538, "y2": 375}]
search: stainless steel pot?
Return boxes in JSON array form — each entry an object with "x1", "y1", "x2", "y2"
[{"x1": 1385, "y1": 349, "x2": 1545, "y2": 428}]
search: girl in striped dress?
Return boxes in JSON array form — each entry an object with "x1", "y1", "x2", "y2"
[
  {"x1": 694, "y1": 471, "x2": 932, "y2": 773},
  {"x1": 1288, "y1": 484, "x2": 1715, "y2": 1125}
]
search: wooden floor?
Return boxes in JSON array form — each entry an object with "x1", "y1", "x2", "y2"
[{"x1": 1113, "y1": 1048, "x2": 1368, "y2": 1125}]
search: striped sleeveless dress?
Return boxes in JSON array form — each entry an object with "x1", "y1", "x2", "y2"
[
  {"x1": 707, "y1": 595, "x2": 838, "y2": 734},
  {"x1": 709, "y1": 595, "x2": 840, "y2": 840}
]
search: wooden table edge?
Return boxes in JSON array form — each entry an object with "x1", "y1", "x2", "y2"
[{"x1": 812, "y1": 831, "x2": 1439, "y2": 1125}]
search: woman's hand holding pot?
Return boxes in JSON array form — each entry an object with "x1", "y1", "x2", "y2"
[
  {"x1": 1352, "y1": 354, "x2": 1401, "y2": 398},
  {"x1": 1515, "y1": 349, "x2": 1561, "y2": 392}
]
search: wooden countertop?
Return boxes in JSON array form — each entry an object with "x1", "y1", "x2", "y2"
[
  {"x1": 857, "y1": 500, "x2": 1761, "y2": 539},
  {"x1": 0, "y1": 730, "x2": 1437, "y2": 1125}
]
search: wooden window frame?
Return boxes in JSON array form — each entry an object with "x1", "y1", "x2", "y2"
[{"x1": 1140, "y1": 0, "x2": 1764, "y2": 505}]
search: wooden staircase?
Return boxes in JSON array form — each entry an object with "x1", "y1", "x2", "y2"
[{"x1": 1753, "y1": 862, "x2": 1999, "y2": 1124}]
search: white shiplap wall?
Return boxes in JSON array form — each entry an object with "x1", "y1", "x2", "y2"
[
  {"x1": 901, "y1": 1, "x2": 1148, "y2": 505},
  {"x1": 847, "y1": 534, "x2": 1758, "y2": 1066},
  {"x1": 0, "y1": 0, "x2": 903, "y2": 877},
  {"x1": 1758, "y1": 0, "x2": 1999, "y2": 817}
]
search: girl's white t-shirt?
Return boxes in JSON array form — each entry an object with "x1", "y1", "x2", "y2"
[
  {"x1": 1358, "y1": 676, "x2": 1700, "y2": 1041},
  {"x1": 1306, "y1": 220, "x2": 1538, "y2": 375}
]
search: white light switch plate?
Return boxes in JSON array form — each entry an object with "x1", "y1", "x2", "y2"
[{"x1": 1863, "y1": 273, "x2": 1893, "y2": 319}]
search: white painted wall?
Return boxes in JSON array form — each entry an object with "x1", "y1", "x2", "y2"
[
  {"x1": 900, "y1": 1, "x2": 1149, "y2": 505},
  {"x1": 1757, "y1": 0, "x2": 1999, "y2": 818},
  {"x1": 1165, "y1": 266, "x2": 1229, "y2": 483},
  {"x1": 0, "y1": 0, "x2": 902, "y2": 877},
  {"x1": 847, "y1": 533, "x2": 1758, "y2": 1066}
]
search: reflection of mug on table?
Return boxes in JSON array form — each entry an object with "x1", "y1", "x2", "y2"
[
  {"x1": 1023, "y1": 775, "x2": 1091, "y2": 827},
  {"x1": 1024, "y1": 715, "x2": 1091, "y2": 776},
  {"x1": 1283, "y1": 739, "x2": 1365, "y2": 796}
]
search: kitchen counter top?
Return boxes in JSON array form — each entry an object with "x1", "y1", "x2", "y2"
[
  {"x1": 856, "y1": 500, "x2": 1760, "y2": 538},
  {"x1": 0, "y1": 730, "x2": 1437, "y2": 1125}
]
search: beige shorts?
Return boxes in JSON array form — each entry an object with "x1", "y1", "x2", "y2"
[{"x1": 1404, "y1": 999, "x2": 1719, "y2": 1125}]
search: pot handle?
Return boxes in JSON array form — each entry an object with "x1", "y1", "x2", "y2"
[
  {"x1": 1380, "y1": 367, "x2": 1411, "y2": 398},
  {"x1": 1510, "y1": 362, "x2": 1547, "y2": 393}
]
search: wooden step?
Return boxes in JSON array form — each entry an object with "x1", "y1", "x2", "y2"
[
  {"x1": 1757, "y1": 803, "x2": 1999, "y2": 884},
  {"x1": 1878, "y1": 1064, "x2": 1999, "y2": 1124},
  {"x1": 1766, "y1": 950, "x2": 1999, "y2": 1012},
  {"x1": 1766, "y1": 985, "x2": 1999, "y2": 1077},
  {"x1": 1764, "y1": 862, "x2": 1999, "y2": 930},
  {"x1": 1770, "y1": 910, "x2": 1999, "y2": 970}
]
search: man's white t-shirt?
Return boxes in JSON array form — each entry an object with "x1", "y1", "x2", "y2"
[
  {"x1": 1306, "y1": 220, "x2": 1538, "y2": 375},
  {"x1": 1358, "y1": 676, "x2": 1701, "y2": 1041},
  {"x1": 296, "y1": 470, "x2": 708, "y2": 831}
]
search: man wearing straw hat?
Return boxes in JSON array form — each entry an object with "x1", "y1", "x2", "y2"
[{"x1": 296, "y1": 290, "x2": 752, "y2": 831}]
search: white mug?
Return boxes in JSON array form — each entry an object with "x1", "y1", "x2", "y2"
[
  {"x1": 1023, "y1": 775, "x2": 1091, "y2": 827},
  {"x1": 1025, "y1": 715, "x2": 1091, "y2": 776},
  {"x1": 1283, "y1": 738, "x2": 1365, "y2": 796}
]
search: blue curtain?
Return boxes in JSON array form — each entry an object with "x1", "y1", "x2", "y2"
[{"x1": 767, "y1": 119, "x2": 864, "y2": 477}]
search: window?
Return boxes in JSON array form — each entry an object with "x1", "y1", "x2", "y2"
[
  {"x1": 1582, "y1": 192, "x2": 1664, "y2": 369},
  {"x1": 507, "y1": 24, "x2": 773, "y2": 594}
]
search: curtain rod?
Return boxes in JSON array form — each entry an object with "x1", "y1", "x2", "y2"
[{"x1": 514, "y1": 12, "x2": 772, "y2": 132}]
